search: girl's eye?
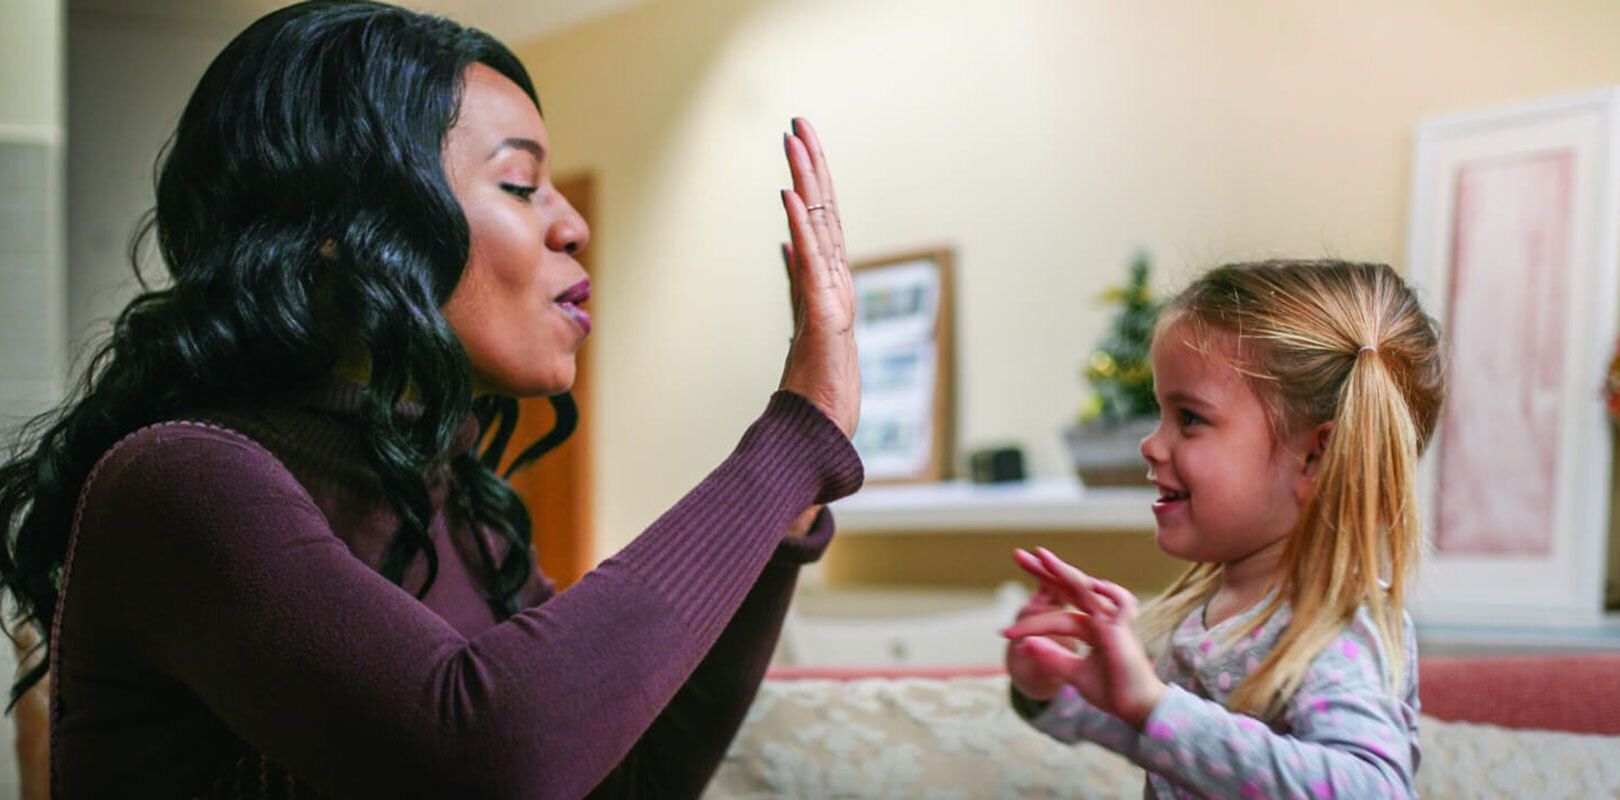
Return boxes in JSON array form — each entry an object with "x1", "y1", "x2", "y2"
[
  {"x1": 501, "y1": 183, "x2": 539, "y2": 202},
  {"x1": 1179, "y1": 409, "x2": 1205, "y2": 427}
]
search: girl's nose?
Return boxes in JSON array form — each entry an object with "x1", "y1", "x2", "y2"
[{"x1": 1139, "y1": 423, "x2": 1168, "y2": 467}]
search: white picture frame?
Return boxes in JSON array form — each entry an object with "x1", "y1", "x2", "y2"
[{"x1": 1406, "y1": 88, "x2": 1620, "y2": 626}]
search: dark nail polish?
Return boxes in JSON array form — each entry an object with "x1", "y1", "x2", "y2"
[{"x1": 780, "y1": 189, "x2": 789, "y2": 207}]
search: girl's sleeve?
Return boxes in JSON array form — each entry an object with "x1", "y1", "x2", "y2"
[
  {"x1": 1011, "y1": 685, "x2": 1146, "y2": 760},
  {"x1": 1127, "y1": 615, "x2": 1420, "y2": 799}
]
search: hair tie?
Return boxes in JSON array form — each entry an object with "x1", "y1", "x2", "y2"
[{"x1": 1358, "y1": 345, "x2": 1378, "y2": 355}]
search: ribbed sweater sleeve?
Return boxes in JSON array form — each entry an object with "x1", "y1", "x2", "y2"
[
  {"x1": 56, "y1": 390, "x2": 861, "y2": 799},
  {"x1": 587, "y1": 509, "x2": 833, "y2": 797}
]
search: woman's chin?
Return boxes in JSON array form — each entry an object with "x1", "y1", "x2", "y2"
[{"x1": 472, "y1": 364, "x2": 575, "y2": 398}]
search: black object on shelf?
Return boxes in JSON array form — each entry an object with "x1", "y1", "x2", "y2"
[{"x1": 967, "y1": 446, "x2": 1025, "y2": 484}]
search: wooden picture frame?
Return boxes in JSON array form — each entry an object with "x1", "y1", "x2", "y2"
[
  {"x1": 1406, "y1": 88, "x2": 1620, "y2": 626},
  {"x1": 849, "y1": 247, "x2": 955, "y2": 484}
]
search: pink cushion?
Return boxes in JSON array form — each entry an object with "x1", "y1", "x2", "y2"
[
  {"x1": 769, "y1": 656, "x2": 1620, "y2": 735},
  {"x1": 1418, "y1": 655, "x2": 1620, "y2": 735}
]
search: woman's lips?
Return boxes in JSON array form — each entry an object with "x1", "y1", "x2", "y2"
[{"x1": 555, "y1": 279, "x2": 592, "y2": 335}]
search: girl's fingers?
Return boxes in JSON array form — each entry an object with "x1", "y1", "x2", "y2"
[
  {"x1": 1014, "y1": 548, "x2": 1063, "y2": 585},
  {"x1": 1016, "y1": 548, "x2": 1120, "y2": 618},
  {"x1": 1034, "y1": 547, "x2": 1120, "y2": 618},
  {"x1": 1088, "y1": 579, "x2": 1138, "y2": 622},
  {"x1": 1031, "y1": 547, "x2": 1092, "y2": 605},
  {"x1": 1002, "y1": 609, "x2": 1092, "y2": 642},
  {"x1": 1016, "y1": 635, "x2": 1085, "y2": 675}
]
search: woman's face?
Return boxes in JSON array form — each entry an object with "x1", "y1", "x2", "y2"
[{"x1": 440, "y1": 63, "x2": 591, "y2": 397}]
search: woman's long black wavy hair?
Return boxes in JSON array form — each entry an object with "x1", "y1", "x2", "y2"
[{"x1": 0, "y1": 0, "x2": 575, "y2": 707}]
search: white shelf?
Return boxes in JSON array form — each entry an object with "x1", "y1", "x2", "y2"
[{"x1": 829, "y1": 478, "x2": 1158, "y2": 534}]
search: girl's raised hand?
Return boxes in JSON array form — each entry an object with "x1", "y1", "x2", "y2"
[{"x1": 1003, "y1": 548, "x2": 1167, "y2": 729}]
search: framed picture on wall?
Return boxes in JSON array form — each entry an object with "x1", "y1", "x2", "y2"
[
  {"x1": 849, "y1": 247, "x2": 955, "y2": 484},
  {"x1": 1406, "y1": 88, "x2": 1620, "y2": 626}
]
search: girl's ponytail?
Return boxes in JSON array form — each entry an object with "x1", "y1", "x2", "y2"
[{"x1": 1228, "y1": 341, "x2": 1424, "y2": 715}]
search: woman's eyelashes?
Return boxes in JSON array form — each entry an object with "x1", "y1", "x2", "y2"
[
  {"x1": 500, "y1": 182, "x2": 539, "y2": 202},
  {"x1": 1177, "y1": 408, "x2": 1206, "y2": 428}
]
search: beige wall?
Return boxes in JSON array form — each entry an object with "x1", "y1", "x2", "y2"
[{"x1": 514, "y1": 0, "x2": 1620, "y2": 559}]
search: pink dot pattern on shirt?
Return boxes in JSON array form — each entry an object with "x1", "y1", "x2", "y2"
[
  {"x1": 1341, "y1": 639, "x2": 1360, "y2": 659},
  {"x1": 1310, "y1": 779, "x2": 1335, "y2": 798},
  {"x1": 1147, "y1": 720, "x2": 1176, "y2": 741}
]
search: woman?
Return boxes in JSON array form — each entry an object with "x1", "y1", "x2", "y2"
[{"x1": 0, "y1": 2, "x2": 861, "y2": 796}]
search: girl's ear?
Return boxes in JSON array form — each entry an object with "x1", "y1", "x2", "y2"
[{"x1": 1295, "y1": 421, "x2": 1334, "y2": 501}]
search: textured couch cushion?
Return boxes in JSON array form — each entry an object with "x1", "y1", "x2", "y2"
[{"x1": 708, "y1": 676, "x2": 1620, "y2": 799}]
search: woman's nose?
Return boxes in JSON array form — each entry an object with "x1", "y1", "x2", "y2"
[{"x1": 549, "y1": 193, "x2": 590, "y2": 255}]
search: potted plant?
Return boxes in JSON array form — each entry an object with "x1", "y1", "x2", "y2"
[{"x1": 1062, "y1": 251, "x2": 1160, "y2": 486}]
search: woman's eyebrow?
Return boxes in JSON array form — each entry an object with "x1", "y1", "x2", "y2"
[{"x1": 488, "y1": 137, "x2": 544, "y2": 161}]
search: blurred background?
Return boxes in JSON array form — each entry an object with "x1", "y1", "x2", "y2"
[{"x1": 5, "y1": 3, "x2": 1620, "y2": 755}]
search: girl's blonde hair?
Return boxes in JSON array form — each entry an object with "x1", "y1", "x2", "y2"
[{"x1": 1136, "y1": 260, "x2": 1445, "y2": 718}]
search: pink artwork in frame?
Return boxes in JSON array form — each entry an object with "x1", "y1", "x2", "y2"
[{"x1": 1435, "y1": 150, "x2": 1575, "y2": 556}]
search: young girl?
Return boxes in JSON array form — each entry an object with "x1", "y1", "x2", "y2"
[{"x1": 1004, "y1": 260, "x2": 1444, "y2": 798}]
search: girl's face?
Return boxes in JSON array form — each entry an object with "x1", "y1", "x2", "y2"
[
  {"x1": 440, "y1": 64, "x2": 592, "y2": 397},
  {"x1": 1139, "y1": 323, "x2": 1320, "y2": 565}
]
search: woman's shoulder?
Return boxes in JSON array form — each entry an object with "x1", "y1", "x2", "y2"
[{"x1": 80, "y1": 418, "x2": 312, "y2": 519}]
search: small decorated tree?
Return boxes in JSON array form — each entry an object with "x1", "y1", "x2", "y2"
[{"x1": 1079, "y1": 251, "x2": 1161, "y2": 428}]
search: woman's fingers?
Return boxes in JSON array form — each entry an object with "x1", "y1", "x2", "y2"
[
  {"x1": 780, "y1": 190, "x2": 827, "y2": 294},
  {"x1": 791, "y1": 118, "x2": 845, "y2": 262},
  {"x1": 781, "y1": 242, "x2": 803, "y2": 334},
  {"x1": 784, "y1": 134, "x2": 838, "y2": 281}
]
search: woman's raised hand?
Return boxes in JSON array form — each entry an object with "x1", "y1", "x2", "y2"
[{"x1": 777, "y1": 118, "x2": 859, "y2": 438}]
